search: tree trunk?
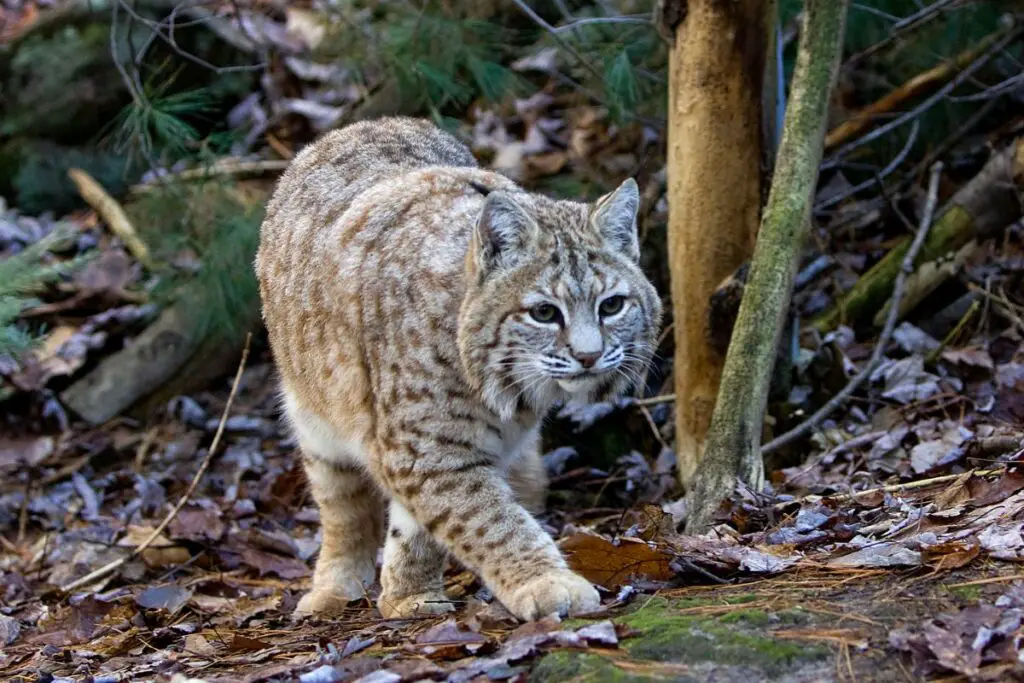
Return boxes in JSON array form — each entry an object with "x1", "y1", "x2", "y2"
[
  {"x1": 663, "y1": 0, "x2": 772, "y2": 488},
  {"x1": 685, "y1": 0, "x2": 849, "y2": 533}
]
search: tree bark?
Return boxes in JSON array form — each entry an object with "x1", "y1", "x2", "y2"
[
  {"x1": 685, "y1": 0, "x2": 849, "y2": 533},
  {"x1": 664, "y1": 0, "x2": 771, "y2": 488}
]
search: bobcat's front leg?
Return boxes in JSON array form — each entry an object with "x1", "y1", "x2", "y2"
[{"x1": 379, "y1": 440, "x2": 599, "y2": 621}]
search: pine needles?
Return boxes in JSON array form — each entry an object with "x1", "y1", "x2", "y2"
[
  {"x1": 126, "y1": 182, "x2": 265, "y2": 346},
  {"x1": 0, "y1": 229, "x2": 90, "y2": 355}
]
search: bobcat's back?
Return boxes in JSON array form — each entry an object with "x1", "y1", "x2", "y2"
[{"x1": 255, "y1": 117, "x2": 515, "y2": 447}]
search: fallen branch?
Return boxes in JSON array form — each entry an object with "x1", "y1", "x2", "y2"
[
  {"x1": 825, "y1": 24, "x2": 1022, "y2": 164},
  {"x1": 129, "y1": 158, "x2": 290, "y2": 195},
  {"x1": 785, "y1": 465, "x2": 1009, "y2": 508},
  {"x1": 684, "y1": 0, "x2": 848, "y2": 533},
  {"x1": 813, "y1": 136, "x2": 1024, "y2": 332},
  {"x1": 825, "y1": 29, "x2": 1007, "y2": 150},
  {"x1": 762, "y1": 163, "x2": 943, "y2": 455},
  {"x1": 61, "y1": 333, "x2": 251, "y2": 594},
  {"x1": 68, "y1": 168, "x2": 154, "y2": 269}
]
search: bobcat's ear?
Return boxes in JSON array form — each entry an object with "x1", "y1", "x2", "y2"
[
  {"x1": 592, "y1": 178, "x2": 640, "y2": 262},
  {"x1": 473, "y1": 192, "x2": 538, "y2": 275}
]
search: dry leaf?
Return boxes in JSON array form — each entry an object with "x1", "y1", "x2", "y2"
[{"x1": 561, "y1": 533, "x2": 674, "y2": 588}]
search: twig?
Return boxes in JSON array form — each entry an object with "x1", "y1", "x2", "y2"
[
  {"x1": 897, "y1": 96, "x2": 1000, "y2": 195},
  {"x1": 509, "y1": 0, "x2": 605, "y2": 82},
  {"x1": 638, "y1": 404, "x2": 670, "y2": 451},
  {"x1": 826, "y1": 28, "x2": 1006, "y2": 150},
  {"x1": 843, "y1": 0, "x2": 963, "y2": 70},
  {"x1": 947, "y1": 573, "x2": 1024, "y2": 589},
  {"x1": 825, "y1": 25, "x2": 1022, "y2": 165},
  {"x1": 117, "y1": 0, "x2": 266, "y2": 75},
  {"x1": 61, "y1": 334, "x2": 252, "y2": 594},
  {"x1": 762, "y1": 162, "x2": 944, "y2": 455},
  {"x1": 630, "y1": 394, "x2": 675, "y2": 407},
  {"x1": 129, "y1": 159, "x2": 290, "y2": 195},
  {"x1": 551, "y1": 15, "x2": 650, "y2": 33},
  {"x1": 784, "y1": 465, "x2": 1008, "y2": 507},
  {"x1": 967, "y1": 284, "x2": 1024, "y2": 334},
  {"x1": 815, "y1": 119, "x2": 919, "y2": 212},
  {"x1": 68, "y1": 168, "x2": 154, "y2": 269},
  {"x1": 925, "y1": 299, "x2": 980, "y2": 365}
]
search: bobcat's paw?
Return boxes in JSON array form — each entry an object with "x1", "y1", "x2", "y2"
[
  {"x1": 295, "y1": 560, "x2": 375, "y2": 616},
  {"x1": 503, "y1": 570, "x2": 600, "y2": 621},
  {"x1": 294, "y1": 589, "x2": 358, "y2": 617},
  {"x1": 377, "y1": 591, "x2": 455, "y2": 619}
]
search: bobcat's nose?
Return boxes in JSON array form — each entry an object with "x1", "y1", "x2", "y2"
[{"x1": 573, "y1": 350, "x2": 602, "y2": 369}]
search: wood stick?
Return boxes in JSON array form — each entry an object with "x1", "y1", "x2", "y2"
[
  {"x1": 129, "y1": 158, "x2": 290, "y2": 195},
  {"x1": 61, "y1": 333, "x2": 251, "y2": 594},
  {"x1": 786, "y1": 466, "x2": 1008, "y2": 507},
  {"x1": 813, "y1": 137, "x2": 1023, "y2": 332},
  {"x1": 68, "y1": 168, "x2": 154, "y2": 269},
  {"x1": 825, "y1": 30, "x2": 1006, "y2": 150}
]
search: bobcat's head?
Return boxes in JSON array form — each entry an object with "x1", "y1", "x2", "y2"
[{"x1": 459, "y1": 179, "x2": 662, "y2": 421}]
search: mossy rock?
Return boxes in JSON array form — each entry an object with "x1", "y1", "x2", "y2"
[{"x1": 532, "y1": 598, "x2": 829, "y2": 682}]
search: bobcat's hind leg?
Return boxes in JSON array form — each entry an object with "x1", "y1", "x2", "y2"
[
  {"x1": 377, "y1": 500, "x2": 454, "y2": 618},
  {"x1": 295, "y1": 453, "x2": 384, "y2": 616}
]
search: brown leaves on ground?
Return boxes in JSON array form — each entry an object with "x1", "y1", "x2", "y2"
[{"x1": 891, "y1": 584, "x2": 1024, "y2": 681}]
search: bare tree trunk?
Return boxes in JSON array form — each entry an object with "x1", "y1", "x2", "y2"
[
  {"x1": 662, "y1": 0, "x2": 772, "y2": 487},
  {"x1": 685, "y1": 0, "x2": 849, "y2": 533}
]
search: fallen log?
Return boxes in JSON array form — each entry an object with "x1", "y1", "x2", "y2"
[{"x1": 812, "y1": 137, "x2": 1023, "y2": 333}]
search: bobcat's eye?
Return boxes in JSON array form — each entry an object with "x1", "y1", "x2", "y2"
[
  {"x1": 529, "y1": 303, "x2": 562, "y2": 325},
  {"x1": 599, "y1": 295, "x2": 626, "y2": 317}
]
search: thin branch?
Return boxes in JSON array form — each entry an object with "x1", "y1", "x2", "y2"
[
  {"x1": 129, "y1": 158, "x2": 290, "y2": 194},
  {"x1": 815, "y1": 119, "x2": 919, "y2": 213},
  {"x1": 117, "y1": 0, "x2": 266, "y2": 74},
  {"x1": 762, "y1": 163, "x2": 944, "y2": 455},
  {"x1": 826, "y1": 25, "x2": 1022, "y2": 164},
  {"x1": 843, "y1": 0, "x2": 963, "y2": 70},
  {"x1": 509, "y1": 0, "x2": 605, "y2": 82},
  {"x1": 551, "y1": 15, "x2": 650, "y2": 33},
  {"x1": 947, "y1": 70, "x2": 1024, "y2": 102},
  {"x1": 61, "y1": 334, "x2": 252, "y2": 594},
  {"x1": 850, "y1": 3, "x2": 900, "y2": 22},
  {"x1": 69, "y1": 168, "x2": 154, "y2": 269},
  {"x1": 897, "y1": 95, "x2": 1000, "y2": 194},
  {"x1": 776, "y1": 466, "x2": 1010, "y2": 509}
]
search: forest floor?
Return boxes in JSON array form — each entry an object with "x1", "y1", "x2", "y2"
[{"x1": 3, "y1": 336, "x2": 1024, "y2": 683}]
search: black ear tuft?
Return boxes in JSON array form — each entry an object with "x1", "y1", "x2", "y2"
[{"x1": 469, "y1": 181, "x2": 492, "y2": 197}]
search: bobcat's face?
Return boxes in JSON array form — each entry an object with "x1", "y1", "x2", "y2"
[{"x1": 459, "y1": 179, "x2": 662, "y2": 420}]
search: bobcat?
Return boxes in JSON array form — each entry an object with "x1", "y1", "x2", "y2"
[{"x1": 256, "y1": 117, "x2": 661, "y2": 621}]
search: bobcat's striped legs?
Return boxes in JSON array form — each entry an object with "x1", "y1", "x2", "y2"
[{"x1": 295, "y1": 455, "x2": 384, "y2": 615}]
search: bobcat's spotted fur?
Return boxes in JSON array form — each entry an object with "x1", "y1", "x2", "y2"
[{"x1": 256, "y1": 117, "x2": 661, "y2": 620}]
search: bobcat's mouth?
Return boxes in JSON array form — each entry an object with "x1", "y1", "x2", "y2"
[{"x1": 555, "y1": 370, "x2": 611, "y2": 394}]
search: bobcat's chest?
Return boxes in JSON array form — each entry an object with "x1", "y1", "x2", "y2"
[{"x1": 497, "y1": 420, "x2": 541, "y2": 470}]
